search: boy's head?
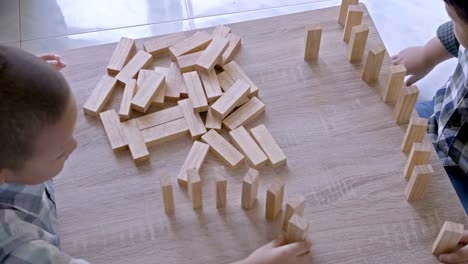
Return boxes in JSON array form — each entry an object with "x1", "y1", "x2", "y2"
[
  {"x1": 445, "y1": 0, "x2": 468, "y2": 48},
  {"x1": 0, "y1": 45, "x2": 77, "y2": 185}
]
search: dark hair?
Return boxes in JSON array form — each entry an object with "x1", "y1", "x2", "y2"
[
  {"x1": 445, "y1": 0, "x2": 468, "y2": 23},
  {"x1": 0, "y1": 45, "x2": 70, "y2": 170}
]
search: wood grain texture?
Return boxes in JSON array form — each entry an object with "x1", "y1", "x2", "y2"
[
  {"x1": 229, "y1": 126, "x2": 268, "y2": 169},
  {"x1": 183, "y1": 71, "x2": 209, "y2": 112},
  {"x1": 338, "y1": 0, "x2": 359, "y2": 25},
  {"x1": 115, "y1": 50, "x2": 152, "y2": 84},
  {"x1": 348, "y1": 24, "x2": 369, "y2": 63},
  {"x1": 195, "y1": 37, "x2": 229, "y2": 72},
  {"x1": 222, "y1": 33, "x2": 242, "y2": 64},
  {"x1": 201, "y1": 129, "x2": 245, "y2": 168},
  {"x1": 362, "y1": 44, "x2": 385, "y2": 84},
  {"x1": 343, "y1": 4, "x2": 363, "y2": 43},
  {"x1": 107, "y1": 37, "x2": 135, "y2": 75},
  {"x1": 119, "y1": 79, "x2": 136, "y2": 121},
  {"x1": 304, "y1": 25, "x2": 322, "y2": 61},
  {"x1": 432, "y1": 221, "x2": 464, "y2": 255},
  {"x1": 143, "y1": 32, "x2": 186, "y2": 57},
  {"x1": 401, "y1": 115, "x2": 428, "y2": 154},
  {"x1": 382, "y1": 64, "x2": 407, "y2": 103},
  {"x1": 283, "y1": 194, "x2": 305, "y2": 231},
  {"x1": 99, "y1": 109, "x2": 127, "y2": 152},
  {"x1": 120, "y1": 119, "x2": 149, "y2": 163},
  {"x1": 250, "y1": 124, "x2": 287, "y2": 168},
  {"x1": 169, "y1": 31, "x2": 212, "y2": 58},
  {"x1": 223, "y1": 97, "x2": 265, "y2": 131},
  {"x1": 211, "y1": 79, "x2": 250, "y2": 119},
  {"x1": 176, "y1": 141, "x2": 210, "y2": 186},
  {"x1": 199, "y1": 70, "x2": 223, "y2": 103},
  {"x1": 178, "y1": 99, "x2": 207, "y2": 139},
  {"x1": 82, "y1": 74, "x2": 117, "y2": 116}
]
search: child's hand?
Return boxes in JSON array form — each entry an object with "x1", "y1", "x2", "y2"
[
  {"x1": 39, "y1": 54, "x2": 66, "y2": 71},
  {"x1": 439, "y1": 231, "x2": 468, "y2": 263},
  {"x1": 391, "y1": 46, "x2": 434, "y2": 86}
]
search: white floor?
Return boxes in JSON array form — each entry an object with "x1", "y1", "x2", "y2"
[{"x1": 0, "y1": 0, "x2": 457, "y2": 100}]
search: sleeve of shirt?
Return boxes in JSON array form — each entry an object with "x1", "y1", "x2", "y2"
[{"x1": 437, "y1": 21, "x2": 460, "y2": 58}]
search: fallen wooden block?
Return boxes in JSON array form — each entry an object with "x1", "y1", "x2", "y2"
[
  {"x1": 401, "y1": 115, "x2": 428, "y2": 154},
  {"x1": 223, "y1": 97, "x2": 265, "y2": 131},
  {"x1": 212, "y1": 25, "x2": 231, "y2": 38},
  {"x1": 120, "y1": 119, "x2": 150, "y2": 163},
  {"x1": 83, "y1": 75, "x2": 118, "y2": 116},
  {"x1": 140, "y1": 118, "x2": 189, "y2": 147},
  {"x1": 229, "y1": 126, "x2": 268, "y2": 169},
  {"x1": 143, "y1": 32, "x2": 186, "y2": 57},
  {"x1": 136, "y1": 106, "x2": 184, "y2": 130},
  {"x1": 195, "y1": 37, "x2": 230, "y2": 73},
  {"x1": 215, "y1": 168, "x2": 227, "y2": 209},
  {"x1": 115, "y1": 50, "x2": 153, "y2": 84},
  {"x1": 177, "y1": 141, "x2": 210, "y2": 186},
  {"x1": 265, "y1": 180, "x2": 285, "y2": 220},
  {"x1": 404, "y1": 142, "x2": 432, "y2": 180},
  {"x1": 165, "y1": 62, "x2": 186, "y2": 102},
  {"x1": 432, "y1": 221, "x2": 464, "y2": 255},
  {"x1": 187, "y1": 169, "x2": 203, "y2": 209},
  {"x1": 160, "y1": 173, "x2": 175, "y2": 214},
  {"x1": 183, "y1": 71, "x2": 209, "y2": 112},
  {"x1": 152, "y1": 67, "x2": 169, "y2": 107},
  {"x1": 131, "y1": 72, "x2": 165, "y2": 113},
  {"x1": 199, "y1": 70, "x2": 223, "y2": 103},
  {"x1": 136, "y1": 69, "x2": 154, "y2": 90},
  {"x1": 241, "y1": 168, "x2": 260, "y2": 210},
  {"x1": 212, "y1": 79, "x2": 250, "y2": 119},
  {"x1": 178, "y1": 99, "x2": 207, "y2": 139},
  {"x1": 286, "y1": 215, "x2": 310, "y2": 243},
  {"x1": 169, "y1": 31, "x2": 212, "y2": 59},
  {"x1": 338, "y1": 0, "x2": 359, "y2": 26},
  {"x1": 250, "y1": 124, "x2": 287, "y2": 168},
  {"x1": 176, "y1": 51, "x2": 203, "y2": 73},
  {"x1": 99, "y1": 109, "x2": 127, "y2": 152},
  {"x1": 223, "y1": 61, "x2": 259, "y2": 96},
  {"x1": 405, "y1": 164, "x2": 433, "y2": 202},
  {"x1": 348, "y1": 24, "x2": 369, "y2": 63},
  {"x1": 119, "y1": 79, "x2": 136, "y2": 121},
  {"x1": 201, "y1": 129, "x2": 245, "y2": 168},
  {"x1": 217, "y1": 71, "x2": 235, "y2": 92},
  {"x1": 304, "y1": 25, "x2": 322, "y2": 61},
  {"x1": 283, "y1": 194, "x2": 305, "y2": 231},
  {"x1": 222, "y1": 33, "x2": 242, "y2": 64},
  {"x1": 362, "y1": 44, "x2": 386, "y2": 84},
  {"x1": 382, "y1": 64, "x2": 406, "y2": 103},
  {"x1": 343, "y1": 5, "x2": 364, "y2": 43},
  {"x1": 107, "y1": 37, "x2": 136, "y2": 75},
  {"x1": 205, "y1": 108, "x2": 222, "y2": 130},
  {"x1": 394, "y1": 85, "x2": 419, "y2": 125}
]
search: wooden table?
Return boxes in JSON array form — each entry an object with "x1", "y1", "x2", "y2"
[{"x1": 56, "y1": 4, "x2": 466, "y2": 263}]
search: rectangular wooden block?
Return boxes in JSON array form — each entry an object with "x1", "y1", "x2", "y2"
[
  {"x1": 382, "y1": 64, "x2": 407, "y2": 103},
  {"x1": 120, "y1": 119, "x2": 150, "y2": 163},
  {"x1": 286, "y1": 215, "x2": 310, "y2": 243},
  {"x1": 143, "y1": 32, "x2": 186, "y2": 57},
  {"x1": 401, "y1": 115, "x2": 428, "y2": 153},
  {"x1": 343, "y1": 5, "x2": 364, "y2": 43},
  {"x1": 348, "y1": 24, "x2": 369, "y2": 63},
  {"x1": 160, "y1": 174, "x2": 175, "y2": 214},
  {"x1": 178, "y1": 99, "x2": 207, "y2": 139},
  {"x1": 201, "y1": 129, "x2": 245, "y2": 168},
  {"x1": 250, "y1": 124, "x2": 287, "y2": 168},
  {"x1": 195, "y1": 37, "x2": 230, "y2": 72},
  {"x1": 107, "y1": 37, "x2": 136, "y2": 75},
  {"x1": 265, "y1": 180, "x2": 285, "y2": 220},
  {"x1": 362, "y1": 44, "x2": 386, "y2": 84},
  {"x1": 187, "y1": 169, "x2": 203, "y2": 209},
  {"x1": 136, "y1": 69, "x2": 154, "y2": 90},
  {"x1": 222, "y1": 33, "x2": 242, "y2": 64},
  {"x1": 229, "y1": 126, "x2": 268, "y2": 169},
  {"x1": 83, "y1": 75, "x2": 118, "y2": 116},
  {"x1": 432, "y1": 221, "x2": 464, "y2": 255},
  {"x1": 211, "y1": 79, "x2": 250, "y2": 119},
  {"x1": 283, "y1": 194, "x2": 305, "y2": 231},
  {"x1": 119, "y1": 79, "x2": 136, "y2": 121},
  {"x1": 183, "y1": 71, "x2": 209, "y2": 112},
  {"x1": 218, "y1": 71, "x2": 235, "y2": 92},
  {"x1": 404, "y1": 142, "x2": 432, "y2": 180},
  {"x1": 304, "y1": 25, "x2": 322, "y2": 61},
  {"x1": 131, "y1": 72, "x2": 166, "y2": 113},
  {"x1": 169, "y1": 31, "x2": 213, "y2": 58},
  {"x1": 140, "y1": 118, "x2": 189, "y2": 147},
  {"x1": 215, "y1": 172, "x2": 227, "y2": 209},
  {"x1": 405, "y1": 164, "x2": 433, "y2": 202},
  {"x1": 199, "y1": 70, "x2": 223, "y2": 103},
  {"x1": 136, "y1": 106, "x2": 184, "y2": 130},
  {"x1": 177, "y1": 141, "x2": 210, "y2": 186},
  {"x1": 223, "y1": 61, "x2": 259, "y2": 96},
  {"x1": 165, "y1": 62, "x2": 185, "y2": 101},
  {"x1": 223, "y1": 97, "x2": 265, "y2": 131},
  {"x1": 115, "y1": 50, "x2": 153, "y2": 84},
  {"x1": 394, "y1": 85, "x2": 419, "y2": 125},
  {"x1": 205, "y1": 108, "x2": 222, "y2": 130},
  {"x1": 176, "y1": 51, "x2": 203, "y2": 73},
  {"x1": 241, "y1": 168, "x2": 259, "y2": 210},
  {"x1": 99, "y1": 109, "x2": 127, "y2": 152},
  {"x1": 152, "y1": 67, "x2": 169, "y2": 106},
  {"x1": 338, "y1": 0, "x2": 359, "y2": 25},
  {"x1": 212, "y1": 25, "x2": 231, "y2": 38}
]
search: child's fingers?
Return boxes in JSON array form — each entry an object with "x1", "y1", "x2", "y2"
[
  {"x1": 40, "y1": 54, "x2": 61, "y2": 61},
  {"x1": 439, "y1": 246, "x2": 468, "y2": 263},
  {"x1": 278, "y1": 240, "x2": 311, "y2": 256},
  {"x1": 266, "y1": 235, "x2": 286, "y2": 248},
  {"x1": 460, "y1": 231, "x2": 468, "y2": 244}
]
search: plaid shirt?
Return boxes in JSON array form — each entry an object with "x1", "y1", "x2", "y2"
[
  {"x1": 429, "y1": 21, "x2": 468, "y2": 174},
  {"x1": 0, "y1": 181, "x2": 88, "y2": 264}
]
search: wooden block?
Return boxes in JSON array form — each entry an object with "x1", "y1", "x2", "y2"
[
  {"x1": 362, "y1": 44, "x2": 386, "y2": 84},
  {"x1": 265, "y1": 180, "x2": 285, "y2": 220},
  {"x1": 217, "y1": 71, "x2": 235, "y2": 92},
  {"x1": 403, "y1": 142, "x2": 432, "y2": 181},
  {"x1": 131, "y1": 72, "x2": 165, "y2": 113},
  {"x1": 152, "y1": 67, "x2": 169, "y2": 106},
  {"x1": 169, "y1": 31, "x2": 213, "y2": 58},
  {"x1": 211, "y1": 79, "x2": 250, "y2": 119},
  {"x1": 394, "y1": 85, "x2": 419, "y2": 125},
  {"x1": 382, "y1": 64, "x2": 407, "y2": 103},
  {"x1": 176, "y1": 51, "x2": 203, "y2": 73},
  {"x1": 212, "y1": 25, "x2": 231, "y2": 38},
  {"x1": 205, "y1": 108, "x2": 222, "y2": 130},
  {"x1": 136, "y1": 106, "x2": 184, "y2": 130},
  {"x1": 120, "y1": 119, "x2": 150, "y2": 163},
  {"x1": 250, "y1": 124, "x2": 287, "y2": 168},
  {"x1": 432, "y1": 221, "x2": 464, "y2": 255},
  {"x1": 401, "y1": 115, "x2": 428, "y2": 153},
  {"x1": 286, "y1": 215, "x2": 310, "y2": 243},
  {"x1": 140, "y1": 118, "x2": 189, "y2": 147},
  {"x1": 348, "y1": 24, "x2": 369, "y2": 63},
  {"x1": 136, "y1": 69, "x2": 154, "y2": 90},
  {"x1": 195, "y1": 37, "x2": 229, "y2": 72},
  {"x1": 201, "y1": 130, "x2": 245, "y2": 168},
  {"x1": 187, "y1": 169, "x2": 203, "y2": 209},
  {"x1": 177, "y1": 141, "x2": 210, "y2": 187},
  {"x1": 165, "y1": 62, "x2": 185, "y2": 101},
  {"x1": 143, "y1": 32, "x2": 186, "y2": 57},
  {"x1": 160, "y1": 174, "x2": 175, "y2": 214},
  {"x1": 283, "y1": 194, "x2": 305, "y2": 231},
  {"x1": 343, "y1": 5, "x2": 364, "y2": 43},
  {"x1": 241, "y1": 168, "x2": 260, "y2": 210},
  {"x1": 99, "y1": 109, "x2": 127, "y2": 152},
  {"x1": 304, "y1": 25, "x2": 322, "y2": 61},
  {"x1": 223, "y1": 97, "x2": 265, "y2": 131},
  {"x1": 199, "y1": 70, "x2": 223, "y2": 103},
  {"x1": 119, "y1": 79, "x2": 136, "y2": 121},
  {"x1": 215, "y1": 172, "x2": 227, "y2": 209},
  {"x1": 178, "y1": 99, "x2": 207, "y2": 139},
  {"x1": 405, "y1": 164, "x2": 433, "y2": 202},
  {"x1": 115, "y1": 50, "x2": 153, "y2": 84},
  {"x1": 338, "y1": 0, "x2": 359, "y2": 25},
  {"x1": 107, "y1": 37, "x2": 136, "y2": 75},
  {"x1": 229, "y1": 126, "x2": 268, "y2": 169},
  {"x1": 223, "y1": 61, "x2": 259, "y2": 96},
  {"x1": 83, "y1": 75, "x2": 118, "y2": 116},
  {"x1": 222, "y1": 33, "x2": 242, "y2": 64},
  {"x1": 183, "y1": 71, "x2": 209, "y2": 112}
]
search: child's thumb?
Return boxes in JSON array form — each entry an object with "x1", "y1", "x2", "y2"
[
  {"x1": 280, "y1": 240, "x2": 311, "y2": 256},
  {"x1": 439, "y1": 246, "x2": 468, "y2": 263}
]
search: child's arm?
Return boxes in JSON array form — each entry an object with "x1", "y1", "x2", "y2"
[
  {"x1": 438, "y1": 230, "x2": 468, "y2": 263},
  {"x1": 39, "y1": 54, "x2": 66, "y2": 70}
]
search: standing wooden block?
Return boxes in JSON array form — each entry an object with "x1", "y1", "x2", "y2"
[
  {"x1": 401, "y1": 115, "x2": 428, "y2": 153},
  {"x1": 223, "y1": 61, "x2": 259, "y2": 96},
  {"x1": 131, "y1": 72, "x2": 166, "y2": 113},
  {"x1": 99, "y1": 109, "x2": 127, "y2": 152},
  {"x1": 136, "y1": 106, "x2": 184, "y2": 130},
  {"x1": 140, "y1": 119, "x2": 189, "y2": 147},
  {"x1": 212, "y1": 25, "x2": 231, "y2": 38},
  {"x1": 178, "y1": 99, "x2": 207, "y2": 139},
  {"x1": 404, "y1": 142, "x2": 432, "y2": 180},
  {"x1": 393, "y1": 85, "x2": 419, "y2": 125},
  {"x1": 119, "y1": 79, "x2": 136, "y2": 121},
  {"x1": 160, "y1": 174, "x2": 175, "y2": 214},
  {"x1": 432, "y1": 221, "x2": 464, "y2": 255},
  {"x1": 169, "y1": 31, "x2": 213, "y2": 58},
  {"x1": 195, "y1": 37, "x2": 230, "y2": 73},
  {"x1": 229, "y1": 126, "x2": 268, "y2": 169},
  {"x1": 338, "y1": 0, "x2": 359, "y2": 26},
  {"x1": 143, "y1": 32, "x2": 186, "y2": 57},
  {"x1": 304, "y1": 25, "x2": 322, "y2": 61},
  {"x1": 283, "y1": 194, "x2": 305, "y2": 231},
  {"x1": 241, "y1": 168, "x2": 260, "y2": 210},
  {"x1": 343, "y1": 5, "x2": 364, "y2": 43},
  {"x1": 405, "y1": 164, "x2": 433, "y2": 201},
  {"x1": 286, "y1": 215, "x2": 310, "y2": 243},
  {"x1": 265, "y1": 180, "x2": 285, "y2": 220},
  {"x1": 211, "y1": 79, "x2": 250, "y2": 119},
  {"x1": 107, "y1": 37, "x2": 135, "y2": 75},
  {"x1": 152, "y1": 67, "x2": 169, "y2": 106},
  {"x1": 382, "y1": 64, "x2": 407, "y2": 103},
  {"x1": 348, "y1": 24, "x2": 369, "y2": 63},
  {"x1": 165, "y1": 62, "x2": 186, "y2": 102},
  {"x1": 250, "y1": 124, "x2": 287, "y2": 168},
  {"x1": 177, "y1": 141, "x2": 210, "y2": 187},
  {"x1": 199, "y1": 70, "x2": 223, "y2": 103},
  {"x1": 362, "y1": 44, "x2": 386, "y2": 84},
  {"x1": 187, "y1": 169, "x2": 203, "y2": 209},
  {"x1": 115, "y1": 50, "x2": 153, "y2": 84},
  {"x1": 222, "y1": 33, "x2": 242, "y2": 64},
  {"x1": 183, "y1": 71, "x2": 209, "y2": 112},
  {"x1": 83, "y1": 75, "x2": 118, "y2": 116},
  {"x1": 223, "y1": 97, "x2": 266, "y2": 131},
  {"x1": 120, "y1": 119, "x2": 150, "y2": 163},
  {"x1": 218, "y1": 71, "x2": 235, "y2": 92},
  {"x1": 205, "y1": 108, "x2": 222, "y2": 130},
  {"x1": 176, "y1": 51, "x2": 203, "y2": 73},
  {"x1": 201, "y1": 130, "x2": 245, "y2": 168},
  {"x1": 215, "y1": 173, "x2": 227, "y2": 209}
]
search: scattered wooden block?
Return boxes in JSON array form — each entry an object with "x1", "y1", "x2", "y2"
[
  {"x1": 199, "y1": 70, "x2": 223, "y2": 103},
  {"x1": 119, "y1": 79, "x2": 136, "y2": 121},
  {"x1": 212, "y1": 25, "x2": 231, "y2": 38},
  {"x1": 187, "y1": 169, "x2": 203, "y2": 209},
  {"x1": 343, "y1": 5, "x2": 364, "y2": 43},
  {"x1": 286, "y1": 215, "x2": 310, "y2": 243},
  {"x1": 401, "y1": 115, "x2": 428, "y2": 154},
  {"x1": 223, "y1": 97, "x2": 265, "y2": 131},
  {"x1": 223, "y1": 61, "x2": 259, "y2": 96},
  {"x1": 183, "y1": 71, "x2": 209, "y2": 112},
  {"x1": 432, "y1": 221, "x2": 464, "y2": 255},
  {"x1": 394, "y1": 85, "x2": 419, "y2": 125},
  {"x1": 140, "y1": 118, "x2": 189, "y2": 147},
  {"x1": 176, "y1": 51, "x2": 203, "y2": 73},
  {"x1": 405, "y1": 164, "x2": 433, "y2": 202},
  {"x1": 222, "y1": 33, "x2": 242, "y2": 64},
  {"x1": 178, "y1": 99, "x2": 207, "y2": 139},
  {"x1": 362, "y1": 44, "x2": 386, "y2": 84},
  {"x1": 107, "y1": 37, "x2": 136, "y2": 75},
  {"x1": 229, "y1": 126, "x2": 268, "y2": 169},
  {"x1": 265, "y1": 180, "x2": 285, "y2": 220},
  {"x1": 177, "y1": 141, "x2": 210, "y2": 187},
  {"x1": 120, "y1": 119, "x2": 150, "y2": 163},
  {"x1": 217, "y1": 71, "x2": 235, "y2": 92},
  {"x1": 201, "y1": 129, "x2": 245, "y2": 168},
  {"x1": 215, "y1": 169, "x2": 227, "y2": 209},
  {"x1": 205, "y1": 108, "x2": 222, "y2": 130},
  {"x1": 131, "y1": 72, "x2": 166, "y2": 113},
  {"x1": 250, "y1": 124, "x2": 287, "y2": 168},
  {"x1": 169, "y1": 31, "x2": 212, "y2": 58},
  {"x1": 143, "y1": 32, "x2": 186, "y2": 57},
  {"x1": 83, "y1": 75, "x2": 118, "y2": 116},
  {"x1": 136, "y1": 106, "x2": 184, "y2": 130},
  {"x1": 152, "y1": 67, "x2": 169, "y2": 106},
  {"x1": 165, "y1": 62, "x2": 186, "y2": 102},
  {"x1": 136, "y1": 69, "x2": 155, "y2": 91},
  {"x1": 160, "y1": 173, "x2": 175, "y2": 214},
  {"x1": 283, "y1": 194, "x2": 305, "y2": 231},
  {"x1": 195, "y1": 37, "x2": 230, "y2": 72},
  {"x1": 115, "y1": 50, "x2": 153, "y2": 84},
  {"x1": 404, "y1": 142, "x2": 432, "y2": 180},
  {"x1": 211, "y1": 79, "x2": 250, "y2": 119},
  {"x1": 348, "y1": 24, "x2": 369, "y2": 63},
  {"x1": 241, "y1": 168, "x2": 260, "y2": 210},
  {"x1": 304, "y1": 25, "x2": 322, "y2": 61},
  {"x1": 99, "y1": 109, "x2": 127, "y2": 152},
  {"x1": 338, "y1": 0, "x2": 359, "y2": 26},
  {"x1": 382, "y1": 64, "x2": 407, "y2": 103}
]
